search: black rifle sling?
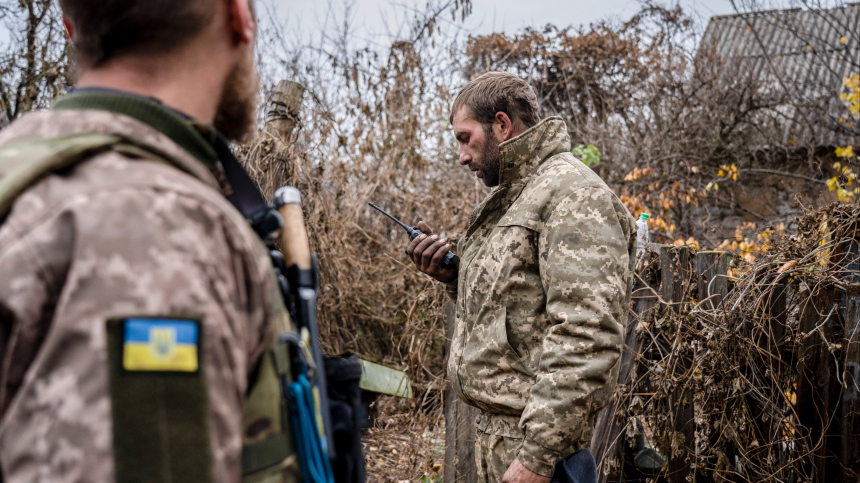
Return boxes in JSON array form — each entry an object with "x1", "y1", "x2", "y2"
[{"x1": 210, "y1": 133, "x2": 283, "y2": 238}]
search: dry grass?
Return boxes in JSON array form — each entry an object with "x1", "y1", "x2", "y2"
[{"x1": 363, "y1": 397, "x2": 446, "y2": 483}]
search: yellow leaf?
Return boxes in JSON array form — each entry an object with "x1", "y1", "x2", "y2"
[
  {"x1": 807, "y1": 44, "x2": 812, "y2": 51},
  {"x1": 834, "y1": 161, "x2": 842, "y2": 170},
  {"x1": 827, "y1": 177, "x2": 838, "y2": 191},
  {"x1": 836, "y1": 146, "x2": 854, "y2": 158},
  {"x1": 732, "y1": 173, "x2": 738, "y2": 180},
  {"x1": 731, "y1": 164, "x2": 738, "y2": 172},
  {"x1": 714, "y1": 183, "x2": 719, "y2": 191},
  {"x1": 686, "y1": 237, "x2": 700, "y2": 250},
  {"x1": 842, "y1": 36, "x2": 848, "y2": 44},
  {"x1": 718, "y1": 169, "x2": 724, "y2": 177}
]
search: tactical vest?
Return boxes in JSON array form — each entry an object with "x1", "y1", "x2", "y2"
[{"x1": 0, "y1": 133, "x2": 298, "y2": 482}]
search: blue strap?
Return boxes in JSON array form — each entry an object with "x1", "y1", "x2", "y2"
[{"x1": 289, "y1": 373, "x2": 334, "y2": 483}]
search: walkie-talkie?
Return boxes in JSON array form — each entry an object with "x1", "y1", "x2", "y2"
[{"x1": 368, "y1": 202, "x2": 460, "y2": 270}]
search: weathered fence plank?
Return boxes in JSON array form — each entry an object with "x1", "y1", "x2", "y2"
[
  {"x1": 843, "y1": 283, "x2": 860, "y2": 483},
  {"x1": 661, "y1": 246, "x2": 695, "y2": 483},
  {"x1": 444, "y1": 303, "x2": 478, "y2": 483},
  {"x1": 592, "y1": 247, "x2": 661, "y2": 482},
  {"x1": 796, "y1": 285, "x2": 836, "y2": 482},
  {"x1": 695, "y1": 251, "x2": 728, "y2": 309}
]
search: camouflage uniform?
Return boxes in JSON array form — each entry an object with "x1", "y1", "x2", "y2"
[
  {"x1": 446, "y1": 117, "x2": 636, "y2": 480},
  {"x1": 0, "y1": 94, "x2": 290, "y2": 482}
]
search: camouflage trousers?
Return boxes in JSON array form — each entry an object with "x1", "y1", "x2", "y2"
[{"x1": 474, "y1": 412, "x2": 523, "y2": 483}]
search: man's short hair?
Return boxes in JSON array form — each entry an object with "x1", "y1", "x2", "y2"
[
  {"x1": 59, "y1": 0, "x2": 217, "y2": 68},
  {"x1": 449, "y1": 72, "x2": 540, "y2": 130}
]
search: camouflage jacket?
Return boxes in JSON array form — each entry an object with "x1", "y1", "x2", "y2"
[
  {"x1": 0, "y1": 99, "x2": 285, "y2": 482},
  {"x1": 446, "y1": 117, "x2": 636, "y2": 476}
]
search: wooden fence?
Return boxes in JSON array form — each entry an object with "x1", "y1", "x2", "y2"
[{"x1": 444, "y1": 242, "x2": 860, "y2": 483}]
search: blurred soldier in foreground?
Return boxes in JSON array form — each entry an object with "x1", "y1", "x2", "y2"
[
  {"x1": 0, "y1": 0, "x2": 298, "y2": 481},
  {"x1": 408, "y1": 72, "x2": 636, "y2": 483}
]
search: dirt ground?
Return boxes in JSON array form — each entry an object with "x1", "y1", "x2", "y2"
[{"x1": 362, "y1": 397, "x2": 446, "y2": 483}]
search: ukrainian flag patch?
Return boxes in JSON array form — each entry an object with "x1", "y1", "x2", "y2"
[{"x1": 122, "y1": 318, "x2": 199, "y2": 372}]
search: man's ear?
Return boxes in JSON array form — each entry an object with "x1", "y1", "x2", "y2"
[
  {"x1": 62, "y1": 15, "x2": 74, "y2": 40},
  {"x1": 493, "y1": 112, "x2": 514, "y2": 142},
  {"x1": 227, "y1": 0, "x2": 256, "y2": 45}
]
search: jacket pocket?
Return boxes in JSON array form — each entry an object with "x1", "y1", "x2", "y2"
[{"x1": 490, "y1": 307, "x2": 530, "y2": 376}]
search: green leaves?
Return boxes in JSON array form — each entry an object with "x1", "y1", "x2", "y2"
[{"x1": 572, "y1": 144, "x2": 601, "y2": 167}]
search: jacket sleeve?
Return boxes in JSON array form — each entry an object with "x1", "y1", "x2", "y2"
[
  {"x1": 517, "y1": 187, "x2": 630, "y2": 476},
  {"x1": 443, "y1": 238, "x2": 463, "y2": 302}
]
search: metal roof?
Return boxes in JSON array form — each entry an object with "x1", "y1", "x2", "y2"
[{"x1": 700, "y1": 4, "x2": 860, "y2": 147}]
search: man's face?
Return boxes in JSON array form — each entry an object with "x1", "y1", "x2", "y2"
[
  {"x1": 452, "y1": 107, "x2": 501, "y2": 187},
  {"x1": 213, "y1": 41, "x2": 259, "y2": 142}
]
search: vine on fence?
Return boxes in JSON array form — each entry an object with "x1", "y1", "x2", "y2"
[{"x1": 603, "y1": 202, "x2": 860, "y2": 482}]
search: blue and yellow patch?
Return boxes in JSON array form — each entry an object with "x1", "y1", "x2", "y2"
[{"x1": 122, "y1": 318, "x2": 199, "y2": 372}]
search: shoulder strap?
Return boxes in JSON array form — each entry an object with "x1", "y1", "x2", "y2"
[{"x1": 0, "y1": 133, "x2": 122, "y2": 223}]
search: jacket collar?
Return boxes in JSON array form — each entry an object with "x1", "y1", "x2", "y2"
[
  {"x1": 464, "y1": 117, "x2": 571, "y2": 238},
  {"x1": 497, "y1": 116, "x2": 571, "y2": 187},
  {"x1": 52, "y1": 89, "x2": 219, "y2": 167}
]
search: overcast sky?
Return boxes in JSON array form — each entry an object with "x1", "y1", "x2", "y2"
[{"x1": 266, "y1": 0, "x2": 740, "y2": 41}]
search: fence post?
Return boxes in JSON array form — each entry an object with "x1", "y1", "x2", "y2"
[
  {"x1": 592, "y1": 245, "x2": 662, "y2": 482},
  {"x1": 796, "y1": 284, "x2": 835, "y2": 482},
  {"x1": 661, "y1": 246, "x2": 695, "y2": 483},
  {"x1": 693, "y1": 251, "x2": 733, "y2": 474},
  {"x1": 265, "y1": 80, "x2": 305, "y2": 141},
  {"x1": 844, "y1": 283, "x2": 860, "y2": 483},
  {"x1": 695, "y1": 251, "x2": 728, "y2": 309},
  {"x1": 444, "y1": 303, "x2": 478, "y2": 483}
]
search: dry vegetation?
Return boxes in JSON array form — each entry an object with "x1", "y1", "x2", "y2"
[
  {"x1": 1, "y1": 0, "x2": 859, "y2": 481},
  {"x1": 600, "y1": 202, "x2": 860, "y2": 482},
  {"x1": 0, "y1": 0, "x2": 69, "y2": 127}
]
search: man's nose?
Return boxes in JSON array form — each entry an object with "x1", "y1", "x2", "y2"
[{"x1": 459, "y1": 146, "x2": 471, "y2": 166}]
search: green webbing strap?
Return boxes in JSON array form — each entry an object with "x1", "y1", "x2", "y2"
[
  {"x1": 272, "y1": 344, "x2": 291, "y2": 376},
  {"x1": 242, "y1": 433, "x2": 292, "y2": 475},
  {"x1": 241, "y1": 343, "x2": 296, "y2": 478}
]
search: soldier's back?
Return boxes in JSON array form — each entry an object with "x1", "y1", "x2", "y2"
[{"x1": 0, "y1": 108, "x2": 276, "y2": 482}]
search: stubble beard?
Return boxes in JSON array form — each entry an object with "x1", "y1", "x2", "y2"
[
  {"x1": 214, "y1": 45, "x2": 259, "y2": 142},
  {"x1": 478, "y1": 126, "x2": 501, "y2": 187}
]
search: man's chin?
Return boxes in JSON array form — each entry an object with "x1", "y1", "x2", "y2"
[{"x1": 214, "y1": 51, "x2": 258, "y2": 142}]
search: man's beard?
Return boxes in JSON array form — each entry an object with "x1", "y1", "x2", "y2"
[
  {"x1": 478, "y1": 127, "x2": 501, "y2": 187},
  {"x1": 214, "y1": 46, "x2": 259, "y2": 142}
]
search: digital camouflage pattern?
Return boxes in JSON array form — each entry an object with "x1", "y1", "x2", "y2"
[
  {"x1": 475, "y1": 415, "x2": 521, "y2": 483},
  {"x1": 446, "y1": 117, "x2": 636, "y2": 477},
  {"x1": 0, "y1": 108, "x2": 291, "y2": 482}
]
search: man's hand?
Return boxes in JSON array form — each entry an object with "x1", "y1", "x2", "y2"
[
  {"x1": 502, "y1": 458, "x2": 552, "y2": 483},
  {"x1": 406, "y1": 221, "x2": 457, "y2": 283}
]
